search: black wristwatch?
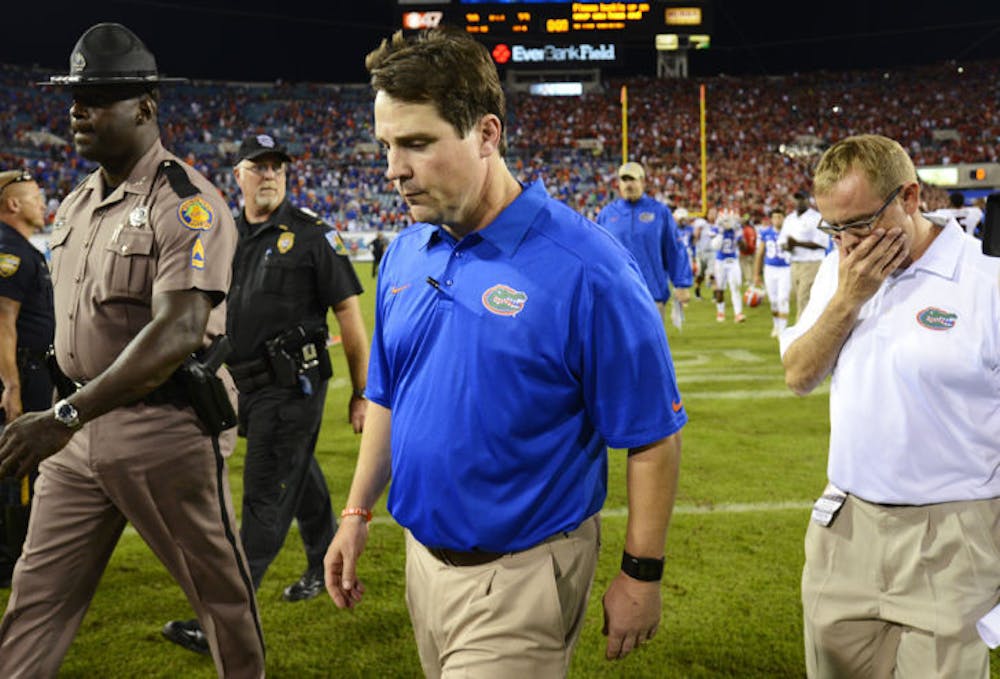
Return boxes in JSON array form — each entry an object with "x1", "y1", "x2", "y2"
[
  {"x1": 621, "y1": 551, "x2": 664, "y2": 582},
  {"x1": 352, "y1": 389, "x2": 366, "y2": 400},
  {"x1": 53, "y1": 399, "x2": 82, "y2": 431}
]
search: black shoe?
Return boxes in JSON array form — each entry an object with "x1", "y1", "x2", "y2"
[
  {"x1": 162, "y1": 619, "x2": 209, "y2": 655},
  {"x1": 281, "y1": 566, "x2": 324, "y2": 602}
]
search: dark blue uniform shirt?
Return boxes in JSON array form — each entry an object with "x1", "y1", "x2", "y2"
[{"x1": 0, "y1": 221, "x2": 54, "y2": 350}]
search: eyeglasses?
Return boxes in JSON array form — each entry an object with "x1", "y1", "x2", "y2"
[
  {"x1": 0, "y1": 170, "x2": 33, "y2": 197},
  {"x1": 818, "y1": 185, "x2": 902, "y2": 236},
  {"x1": 243, "y1": 162, "x2": 286, "y2": 176}
]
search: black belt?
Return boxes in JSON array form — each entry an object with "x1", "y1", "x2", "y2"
[
  {"x1": 72, "y1": 376, "x2": 189, "y2": 408},
  {"x1": 424, "y1": 529, "x2": 574, "y2": 568},
  {"x1": 426, "y1": 547, "x2": 506, "y2": 567},
  {"x1": 227, "y1": 356, "x2": 273, "y2": 394},
  {"x1": 16, "y1": 346, "x2": 52, "y2": 368}
]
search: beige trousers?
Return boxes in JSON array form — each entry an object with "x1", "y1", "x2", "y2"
[
  {"x1": 405, "y1": 514, "x2": 600, "y2": 679},
  {"x1": 0, "y1": 403, "x2": 264, "y2": 679},
  {"x1": 790, "y1": 260, "x2": 822, "y2": 320},
  {"x1": 803, "y1": 494, "x2": 1000, "y2": 679}
]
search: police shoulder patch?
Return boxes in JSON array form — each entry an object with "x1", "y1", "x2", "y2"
[
  {"x1": 482, "y1": 284, "x2": 528, "y2": 317},
  {"x1": 325, "y1": 230, "x2": 346, "y2": 255},
  {"x1": 177, "y1": 196, "x2": 215, "y2": 231},
  {"x1": 0, "y1": 253, "x2": 21, "y2": 277},
  {"x1": 190, "y1": 237, "x2": 206, "y2": 270}
]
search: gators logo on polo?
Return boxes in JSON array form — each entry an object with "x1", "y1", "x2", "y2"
[
  {"x1": 639, "y1": 211, "x2": 656, "y2": 223},
  {"x1": 482, "y1": 284, "x2": 527, "y2": 317},
  {"x1": 916, "y1": 306, "x2": 957, "y2": 331},
  {"x1": 177, "y1": 197, "x2": 215, "y2": 231}
]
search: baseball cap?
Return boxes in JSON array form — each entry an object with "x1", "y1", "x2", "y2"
[
  {"x1": 618, "y1": 161, "x2": 645, "y2": 179},
  {"x1": 41, "y1": 23, "x2": 186, "y2": 87},
  {"x1": 237, "y1": 134, "x2": 292, "y2": 164}
]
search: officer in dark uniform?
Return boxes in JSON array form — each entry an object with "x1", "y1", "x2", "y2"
[
  {"x1": 0, "y1": 169, "x2": 54, "y2": 587},
  {"x1": 163, "y1": 134, "x2": 369, "y2": 655},
  {"x1": 370, "y1": 230, "x2": 387, "y2": 278}
]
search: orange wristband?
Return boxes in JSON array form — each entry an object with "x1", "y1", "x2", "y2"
[{"x1": 341, "y1": 507, "x2": 373, "y2": 523}]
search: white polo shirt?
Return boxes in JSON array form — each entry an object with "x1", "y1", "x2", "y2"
[
  {"x1": 780, "y1": 221, "x2": 1000, "y2": 504},
  {"x1": 778, "y1": 208, "x2": 829, "y2": 262}
]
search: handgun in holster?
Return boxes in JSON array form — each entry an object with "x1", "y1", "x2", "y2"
[{"x1": 175, "y1": 335, "x2": 238, "y2": 435}]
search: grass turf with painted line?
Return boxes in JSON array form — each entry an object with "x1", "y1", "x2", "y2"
[{"x1": 7, "y1": 265, "x2": 998, "y2": 677}]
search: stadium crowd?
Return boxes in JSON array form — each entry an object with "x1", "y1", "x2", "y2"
[{"x1": 2, "y1": 58, "x2": 998, "y2": 230}]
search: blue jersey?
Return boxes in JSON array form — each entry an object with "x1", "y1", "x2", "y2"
[
  {"x1": 759, "y1": 226, "x2": 791, "y2": 267},
  {"x1": 596, "y1": 195, "x2": 693, "y2": 302},
  {"x1": 712, "y1": 226, "x2": 741, "y2": 260},
  {"x1": 369, "y1": 181, "x2": 687, "y2": 552},
  {"x1": 677, "y1": 224, "x2": 696, "y2": 262}
]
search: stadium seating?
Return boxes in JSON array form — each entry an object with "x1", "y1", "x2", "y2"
[{"x1": 1, "y1": 59, "x2": 997, "y2": 229}]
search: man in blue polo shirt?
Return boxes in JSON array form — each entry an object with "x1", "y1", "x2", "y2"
[
  {"x1": 597, "y1": 161, "x2": 693, "y2": 319},
  {"x1": 324, "y1": 28, "x2": 685, "y2": 677}
]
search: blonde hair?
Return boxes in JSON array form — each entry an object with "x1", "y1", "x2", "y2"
[{"x1": 813, "y1": 134, "x2": 917, "y2": 198}]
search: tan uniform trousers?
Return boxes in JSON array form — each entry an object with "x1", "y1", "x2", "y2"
[
  {"x1": 0, "y1": 403, "x2": 265, "y2": 679},
  {"x1": 803, "y1": 494, "x2": 1000, "y2": 679},
  {"x1": 405, "y1": 514, "x2": 600, "y2": 679},
  {"x1": 790, "y1": 260, "x2": 822, "y2": 321}
]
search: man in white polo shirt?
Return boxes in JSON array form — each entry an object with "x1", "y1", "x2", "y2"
[
  {"x1": 781, "y1": 134, "x2": 1000, "y2": 678},
  {"x1": 778, "y1": 190, "x2": 829, "y2": 320}
]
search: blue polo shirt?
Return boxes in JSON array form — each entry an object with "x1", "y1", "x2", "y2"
[
  {"x1": 596, "y1": 195, "x2": 693, "y2": 302},
  {"x1": 369, "y1": 181, "x2": 686, "y2": 552}
]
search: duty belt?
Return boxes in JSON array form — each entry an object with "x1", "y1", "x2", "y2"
[
  {"x1": 226, "y1": 356, "x2": 273, "y2": 394},
  {"x1": 16, "y1": 346, "x2": 53, "y2": 369}
]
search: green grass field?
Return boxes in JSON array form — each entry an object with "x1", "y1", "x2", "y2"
[{"x1": 4, "y1": 264, "x2": 997, "y2": 677}]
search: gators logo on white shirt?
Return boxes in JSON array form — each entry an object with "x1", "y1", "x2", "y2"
[{"x1": 916, "y1": 307, "x2": 957, "y2": 331}]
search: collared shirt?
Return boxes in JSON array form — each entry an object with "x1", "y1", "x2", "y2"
[
  {"x1": 227, "y1": 199, "x2": 362, "y2": 363},
  {"x1": 596, "y1": 195, "x2": 693, "y2": 302},
  {"x1": 780, "y1": 222, "x2": 1000, "y2": 504},
  {"x1": 50, "y1": 140, "x2": 235, "y2": 382},
  {"x1": 0, "y1": 221, "x2": 54, "y2": 350},
  {"x1": 759, "y1": 226, "x2": 791, "y2": 268},
  {"x1": 778, "y1": 207, "x2": 829, "y2": 262},
  {"x1": 369, "y1": 180, "x2": 687, "y2": 552}
]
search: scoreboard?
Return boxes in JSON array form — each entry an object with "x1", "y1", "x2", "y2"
[{"x1": 399, "y1": 1, "x2": 712, "y2": 41}]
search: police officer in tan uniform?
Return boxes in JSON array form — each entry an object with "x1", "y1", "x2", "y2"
[{"x1": 0, "y1": 23, "x2": 264, "y2": 678}]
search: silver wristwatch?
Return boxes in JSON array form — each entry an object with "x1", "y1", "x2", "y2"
[{"x1": 53, "y1": 399, "x2": 81, "y2": 431}]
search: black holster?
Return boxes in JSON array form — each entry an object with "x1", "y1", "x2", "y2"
[{"x1": 173, "y1": 336, "x2": 237, "y2": 435}]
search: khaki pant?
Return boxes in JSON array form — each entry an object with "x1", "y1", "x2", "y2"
[
  {"x1": 791, "y1": 260, "x2": 822, "y2": 321},
  {"x1": 405, "y1": 514, "x2": 600, "y2": 679},
  {"x1": 0, "y1": 403, "x2": 264, "y2": 679},
  {"x1": 803, "y1": 494, "x2": 1000, "y2": 679}
]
